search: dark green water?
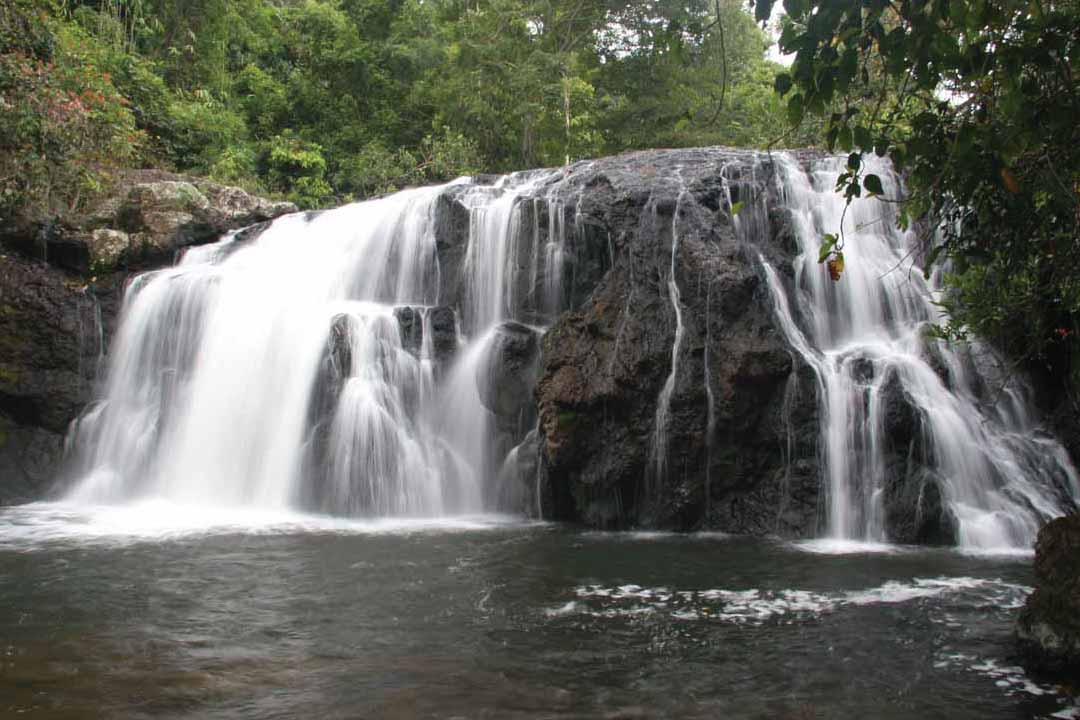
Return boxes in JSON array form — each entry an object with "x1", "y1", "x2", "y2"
[{"x1": 0, "y1": 503, "x2": 1075, "y2": 719}]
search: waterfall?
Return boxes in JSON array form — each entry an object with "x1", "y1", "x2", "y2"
[
  {"x1": 650, "y1": 188, "x2": 688, "y2": 484},
  {"x1": 65, "y1": 172, "x2": 565, "y2": 516},
  {"x1": 761, "y1": 155, "x2": 1078, "y2": 549},
  {"x1": 60, "y1": 149, "x2": 1075, "y2": 546}
]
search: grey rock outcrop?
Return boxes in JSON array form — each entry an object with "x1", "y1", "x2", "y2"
[
  {"x1": 1, "y1": 170, "x2": 296, "y2": 275},
  {"x1": 877, "y1": 368, "x2": 957, "y2": 544},
  {"x1": 477, "y1": 322, "x2": 542, "y2": 421}
]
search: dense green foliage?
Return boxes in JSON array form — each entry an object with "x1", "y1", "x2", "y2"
[
  {"x1": 764, "y1": 0, "x2": 1080, "y2": 392},
  {"x1": 0, "y1": 1, "x2": 143, "y2": 217},
  {"x1": 1, "y1": 0, "x2": 794, "y2": 213}
]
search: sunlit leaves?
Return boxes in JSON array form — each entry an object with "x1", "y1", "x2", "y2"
[{"x1": 817, "y1": 232, "x2": 839, "y2": 263}]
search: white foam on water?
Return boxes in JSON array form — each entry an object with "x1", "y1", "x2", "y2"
[
  {"x1": 793, "y1": 538, "x2": 909, "y2": 555},
  {"x1": 953, "y1": 545, "x2": 1036, "y2": 560},
  {"x1": 558, "y1": 576, "x2": 1028, "y2": 625},
  {"x1": 844, "y1": 576, "x2": 991, "y2": 605},
  {"x1": 934, "y1": 652, "x2": 1077, "y2": 710},
  {"x1": 580, "y1": 530, "x2": 730, "y2": 542},
  {"x1": 0, "y1": 501, "x2": 530, "y2": 549},
  {"x1": 544, "y1": 601, "x2": 583, "y2": 617}
]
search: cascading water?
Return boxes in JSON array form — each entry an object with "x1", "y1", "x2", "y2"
[
  {"x1": 650, "y1": 186, "x2": 688, "y2": 484},
  {"x1": 759, "y1": 155, "x2": 1078, "y2": 550},
  {"x1": 59, "y1": 148, "x2": 1075, "y2": 548},
  {"x1": 65, "y1": 171, "x2": 566, "y2": 517}
]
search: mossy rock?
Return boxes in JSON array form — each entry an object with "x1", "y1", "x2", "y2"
[{"x1": 1018, "y1": 514, "x2": 1080, "y2": 680}]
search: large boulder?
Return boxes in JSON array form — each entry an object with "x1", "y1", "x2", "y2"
[
  {"x1": 877, "y1": 369, "x2": 957, "y2": 544},
  {"x1": 527, "y1": 149, "x2": 820, "y2": 531},
  {"x1": 477, "y1": 321, "x2": 542, "y2": 421},
  {"x1": 113, "y1": 179, "x2": 294, "y2": 269},
  {"x1": 1017, "y1": 513, "x2": 1080, "y2": 681}
]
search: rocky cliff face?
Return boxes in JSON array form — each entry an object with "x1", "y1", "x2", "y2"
[
  {"x1": 0, "y1": 255, "x2": 102, "y2": 502},
  {"x1": 0, "y1": 174, "x2": 296, "y2": 503},
  {"x1": 427, "y1": 148, "x2": 1073, "y2": 538},
  {"x1": 513, "y1": 149, "x2": 821, "y2": 533}
]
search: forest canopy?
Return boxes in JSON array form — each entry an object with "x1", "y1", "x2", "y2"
[{"x1": 0, "y1": 0, "x2": 797, "y2": 212}]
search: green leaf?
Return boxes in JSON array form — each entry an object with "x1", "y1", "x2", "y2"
[
  {"x1": 863, "y1": 173, "x2": 884, "y2": 196},
  {"x1": 786, "y1": 94, "x2": 804, "y2": 126},
  {"x1": 853, "y1": 125, "x2": 872, "y2": 149},
  {"x1": 774, "y1": 73, "x2": 793, "y2": 96},
  {"x1": 837, "y1": 125, "x2": 853, "y2": 151},
  {"x1": 818, "y1": 233, "x2": 838, "y2": 263},
  {"x1": 730, "y1": 200, "x2": 745, "y2": 216},
  {"x1": 897, "y1": 206, "x2": 910, "y2": 231}
]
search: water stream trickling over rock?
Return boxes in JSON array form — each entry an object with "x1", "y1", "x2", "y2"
[
  {"x1": 758, "y1": 155, "x2": 1078, "y2": 548},
  {"x1": 60, "y1": 148, "x2": 1078, "y2": 550}
]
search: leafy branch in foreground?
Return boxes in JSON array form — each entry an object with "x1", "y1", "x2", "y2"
[{"x1": 758, "y1": 0, "x2": 1080, "y2": 387}]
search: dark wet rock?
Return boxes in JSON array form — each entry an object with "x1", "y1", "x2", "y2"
[
  {"x1": 848, "y1": 356, "x2": 875, "y2": 384},
  {"x1": 529, "y1": 149, "x2": 818, "y2": 532},
  {"x1": 432, "y1": 192, "x2": 473, "y2": 311},
  {"x1": 884, "y1": 467, "x2": 957, "y2": 545},
  {"x1": 0, "y1": 417, "x2": 62, "y2": 504},
  {"x1": 0, "y1": 254, "x2": 102, "y2": 502},
  {"x1": 477, "y1": 322, "x2": 542, "y2": 420},
  {"x1": 877, "y1": 370, "x2": 957, "y2": 544},
  {"x1": 1017, "y1": 514, "x2": 1080, "y2": 681},
  {"x1": 496, "y1": 427, "x2": 543, "y2": 515},
  {"x1": 394, "y1": 306, "x2": 423, "y2": 355},
  {"x1": 327, "y1": 314, "x2": 356, "y2": 382},
  {"x1": 429, "y1": 306, "x2": 459, "y2": 363},
  {"x1": 391, "y1": 305, "x2": 459, "y2": 367},
  {"x1": 299, "y1": 313, "x2": 356, "y2": 512},
  {"x1": 880, "y1": 369, "x2": 919, "y2": 442}
]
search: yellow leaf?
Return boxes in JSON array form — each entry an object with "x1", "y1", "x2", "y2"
[
  {"x1": 827, "y1": 253, "x2": 844, "y2": 282},
  {"x1": 1000, "y1": 167, "x2": 1021, "y2": 195}
]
